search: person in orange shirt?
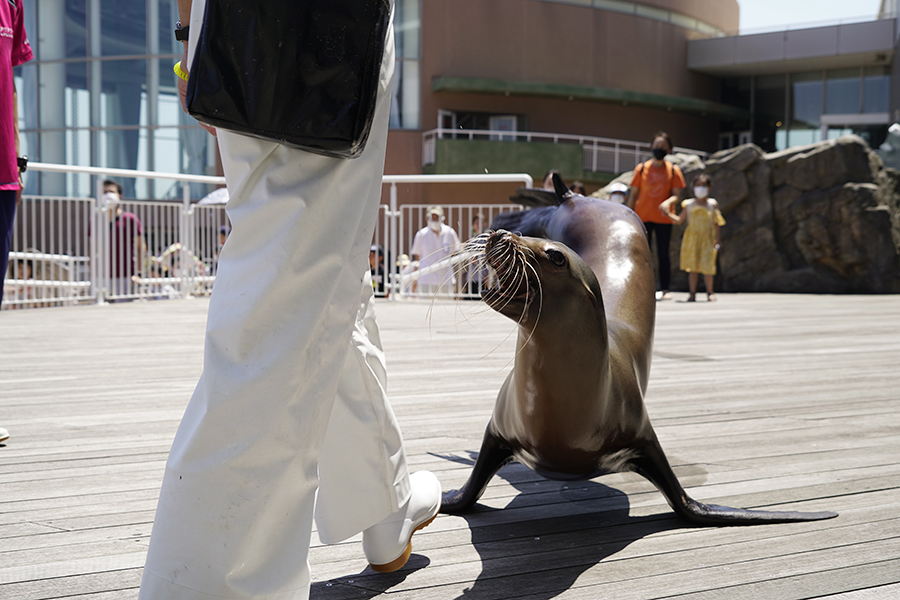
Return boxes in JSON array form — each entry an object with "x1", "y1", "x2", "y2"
[{"x1": 627, "y1": 132, "x2": 686, "y2": 300}]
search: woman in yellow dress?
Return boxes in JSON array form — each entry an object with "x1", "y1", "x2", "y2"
[{"x1": 663, "y1": 174, "x2": 725, "y2": 302}]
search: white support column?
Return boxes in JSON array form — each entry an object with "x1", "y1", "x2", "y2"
[
  {"x1": 389, "y1": 182, "x2": 399, "y2": 299},
  {"x1": 146, "y1": 0, "x2": 159, "y2": 199},
  {"x1": 89, "y1": 0, "x2": 102, "y2": 187},
  {"x1": 36, "y1": 0, "x2": 67, "y2": 195}
]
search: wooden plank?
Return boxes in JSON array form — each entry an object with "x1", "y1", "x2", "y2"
[{"x1": 0, "y1": 293, "x2": 898, "y2": 599}]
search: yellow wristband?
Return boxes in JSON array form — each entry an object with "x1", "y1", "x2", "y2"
[{"x1": 173, "y1": 61, "x2": 189, "y2": 82}]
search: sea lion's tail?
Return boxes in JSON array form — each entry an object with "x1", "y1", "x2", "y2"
[{"x1": 631, "y1": 439, "x2": 838, "y2": 525}]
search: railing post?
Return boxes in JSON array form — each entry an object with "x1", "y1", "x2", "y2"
[
  {"x1": 389, "y1": 181, "x2": 398, "y2": 300},
  {"x1": 94, "y1": 177, "x2": 106, "y2": 305},
  {"x1": 182, "y1": 181, "x2": 192, "y2": 299}
]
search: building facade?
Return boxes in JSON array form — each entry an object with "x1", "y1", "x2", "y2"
[{"x1": 14, "y1": 0, "x2": 899, "y2": 206}]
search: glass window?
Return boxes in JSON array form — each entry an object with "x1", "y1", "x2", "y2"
[
  {"x1": 669, "y1": 13, "x2": 698, "y2": 31},
  {"x1": 65, "y1": 128, "x2": 93, "y2": 197},
  {"x1": 391, "y1": 59, "x2": 420, "y2": 130},
  {"x1": 792, "y1": 71, "x2": 823, "y2": 128},
  {"x1": 753, "y1": 74, "x2": 787, "y2": 153},
  {"x1": 593, "y1": 0, "x2": 635, "y2": 15},
  {"x1": 787, "y1": 128, "x2": 819, "y2": 147},
  {"x1": 722, "y1": 76, "x2": 752, "y2": 111},
  {"x1": 155, "y1": 58, "x2": 182, "y2": 127},
  {"x1": 863, "y1": 66, "x2": 889, "y2": 114},
  {"x1": 158, "y1": 0, "x2": 180, "y2": 56},
  {"x1": 395, "y1": 0, "x2": 420, "y2": 60},
  {"x1": 696, "y1": 21, "x2": 719, "y2": 36},
  {"x1": 825, "y1": 68, "x2": 861, "y2": 114},
  {"x1": 102, "y1": 0, "x2": 147, "y2": 56},
  {"x1": 64, "y1": 0, "x2": 88, "y2": 58},
  {"x1": 99, "y1": 60, "x2": 146, "y2": 129},
  {"x1": 635, "y1": 4, "x2": 668, "y2": 21},
  {"x1": 391, "y1": 0, "x2": 420, "y2": 129}
]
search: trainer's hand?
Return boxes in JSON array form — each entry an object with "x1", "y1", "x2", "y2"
[{"x1": 178, "y1": 51, "x2": 217, "y2": 137}]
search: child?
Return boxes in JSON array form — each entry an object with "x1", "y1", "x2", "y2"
[{"x1": 664, "y1": 174, "x2": 725, "y2": 302}]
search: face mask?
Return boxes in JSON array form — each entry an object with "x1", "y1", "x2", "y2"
[
  {"x1": 694, "y1": 186, "x2": 709, "y2": 198},
  {"x1": 610, "y1": 193, "x2": 626, "y2": 203},
  {"x1": 652, "y1": 148, "x2": 667, "y2": 160},
  {"x1": 428, "y1": 220, "x2": 441, "y2": 232},
  {"x1": 101, "y1": 191, "x2": 120, "y2": 208}
]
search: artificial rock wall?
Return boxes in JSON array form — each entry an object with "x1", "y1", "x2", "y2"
[{"x1": 609, "y1": 136, "x2": 900, "y2": 294}]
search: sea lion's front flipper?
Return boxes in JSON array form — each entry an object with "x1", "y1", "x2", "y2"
[
  {"x1": 440, "y1": 423, "x2": 514, "y2": 514},
  {"x1": 631, "y1": 439, "x2": 838, "y2": 525}
]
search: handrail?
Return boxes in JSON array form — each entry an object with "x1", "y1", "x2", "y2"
[
  {"x1": 29, "y1": 162, "x2": 534, "y2": 192},
  {"x1": 422, "y1": 128, "x2": 708, "y2": 156},
  {"x1": 29, "y1": 161, "x2": 227, "y2": 185}
]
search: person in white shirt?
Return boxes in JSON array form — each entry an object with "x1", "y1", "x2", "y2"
[{"x1": 409, "y1": 205, "x2": 461, "y2": 296}]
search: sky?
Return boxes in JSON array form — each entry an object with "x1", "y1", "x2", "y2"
[{"x1": 738, "y1": 0, "x2": 884, "y2": 33}]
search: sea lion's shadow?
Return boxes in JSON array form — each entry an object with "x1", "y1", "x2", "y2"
[
  {"x1": 435, "y1": 451, "x2": 684, "y2": 600},
  {"x1": 308, "y1": 452, "x2": 685, "y2": 600}
]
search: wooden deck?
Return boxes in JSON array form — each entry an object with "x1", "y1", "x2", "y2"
[{"x1": 1, "y1": 293, "x2": 899, "y2": 599}]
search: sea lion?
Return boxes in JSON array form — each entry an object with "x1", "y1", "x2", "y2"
[{"x1": 441, "y1": 175, "x2": 837, "y2": 525}]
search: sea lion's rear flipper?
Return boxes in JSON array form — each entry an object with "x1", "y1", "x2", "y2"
[
  {"x1": 440, "y1": 423, "x2": 514, "y2": 514},
  {"x1": 631, "y1": 439, "x2": 838, "y2": 525}
]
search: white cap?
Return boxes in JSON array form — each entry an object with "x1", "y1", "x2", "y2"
[{"x1": 608, "y1": 182, "x2": 629, "y2": 194}]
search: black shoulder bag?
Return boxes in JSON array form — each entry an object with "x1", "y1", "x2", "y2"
[{"x1": 186, "y1": 0, "x2": 391, "y2": 159}]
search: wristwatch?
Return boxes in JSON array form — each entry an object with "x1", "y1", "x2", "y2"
[
  {"x1": 175, "y1": 20, "x2": 189, "y2": 41},
  {"x1": 17, "y1": 155, "x2": 27, "y2": 173}
]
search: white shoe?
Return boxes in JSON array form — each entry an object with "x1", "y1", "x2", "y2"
[
  {"x1": 362, "y1": 471, "x2": 441, "y2": 573},
  {"x1": 0, "y1": 427, "x2": 8, "y2": 443}
]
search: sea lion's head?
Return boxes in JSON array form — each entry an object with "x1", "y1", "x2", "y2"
[{"x1": 480, "y1": 230, "x2": 603, "y2": 328}]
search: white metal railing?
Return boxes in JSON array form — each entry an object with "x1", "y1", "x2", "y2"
[
  {"x1": 3, "y1": 164, "x2": 532, "y2": 309},
  {"x1": 422, "y1": 128, "x2": 708, "y2": 173}
]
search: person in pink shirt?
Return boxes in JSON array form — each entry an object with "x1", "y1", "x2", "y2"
[{"x1": 0, "y1": 0, "x2": 32, "y2": 446}]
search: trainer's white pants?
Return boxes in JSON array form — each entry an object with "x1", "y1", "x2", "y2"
[{"x1": 139, "y1": 6, "x2": 407, "y2": 599}]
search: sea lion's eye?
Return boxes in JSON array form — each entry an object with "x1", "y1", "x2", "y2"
[{"x1": 546, "y1": 248, "x2": 567, "y2": 267}]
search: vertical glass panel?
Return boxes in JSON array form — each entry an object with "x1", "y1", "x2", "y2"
[
  {"x1": 152, "y1": 58, "x2": 182, "y2": 128},
  {"x1": 787, "y1": 128, "x2": 819, "y2": 148},
  {"x1": 157, "y1": 0, "x2": 180, "y2": 55},
  {"x1": 791, "y1": 71, "x2": 823, "y2": 128},
  {"x1": 722, "y1": 76, "x2": 752, "y2": 111},
  {"x1": 753, "y1": 74, "x2": 786, "y2": 153},
  {"x1": 826, "y1": 127, "x2": 853, "y2": 140},
  {"x1": 851, "y1": 124, "x2": 888, "y2": 148},
  {"x1": 863, "y1": 66, "x2": 889, "y2": 114},
  {"x1": 98, "y1": 60, "x2": 146, "y2": 195},
  {"x1": 66, "y1": 128, "x2": 93, "y2": 197},
  {"x1": 391, "y1": 0, "x2": 420, "y2": 130},
  {"x1": 390, "y1": 59, "x2": 420, "y2": 130},
  {"x1": 64, "y1": 0, "x2": 88, "y2": 57},
  {"x1": 100, "y1": 60, "x2": 146, "y2": 128},
  {"x1": 594, "y1": 0, "x2": 635, "y2": 15},
  {"x1": 696, "y1": 21, "x2": 719, "y2": 36},
  {"x1": 635, "y1": 5, "x2": 668, "y2": 22},
  {"x1": 775, "y1": 129, "x2": 788, "y2": 151},
  {"x1": 825, "y1": 68, "x2": 861, "y2": 114},
  {"x1": 15, "y1": 63, "x2": 38, "y2": 195},
  {"x1": 670, "y1": 13, "x2": 698, "y2": 30},
  {"x1": 102, "y1": 0, "x2": 147, "y2": 55},
  {"x1": 154, "y1": 127, "x2": 183, "y2": 177},
  {"x1": 395, "y1": 0, "x2": 420, "y2": 61}
]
